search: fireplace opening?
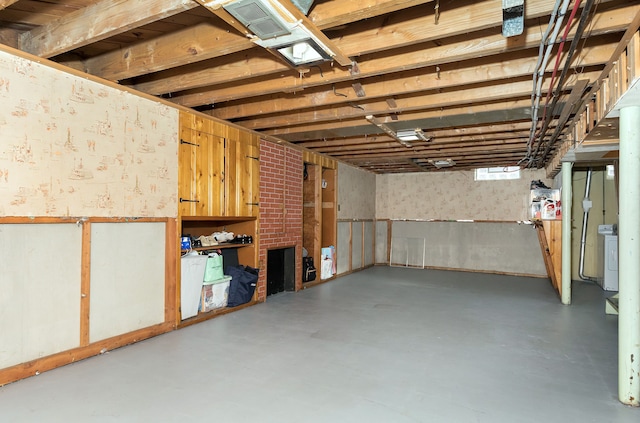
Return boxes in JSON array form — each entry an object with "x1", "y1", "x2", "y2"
[{"x1": 267, "y1": 247, "x2": 296, "y2": 296}]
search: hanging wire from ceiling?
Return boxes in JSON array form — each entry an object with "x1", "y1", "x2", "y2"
[
  {"x1": 520, "y1": 0, "x2": 571, "y2": 167},
  {"x1": 536, "y1": 0, "x2": 597, "y2": 164},
  {"x1": 522, "y1": 0, "x2": 598, "y2": 168}
]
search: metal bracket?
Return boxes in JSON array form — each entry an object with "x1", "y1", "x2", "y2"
[
  {"x1": 246, "y1": 155, "x2": 260, "y2": 161},
  {"x1": 179, "y1": 198, "x2": 199, "y2": 203},
  {"x1": 180, "y1": 139, "x2": 200, "y2": 147}
]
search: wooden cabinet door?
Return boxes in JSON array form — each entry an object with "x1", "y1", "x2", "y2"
[
  {"x1": 178, "y1": 125, "x2": 198, "y2": 216},
  {"x1": 197, "y1": 129, "x2": 225, "y2": 216},
  {"x1": 178, "y1": 118, "x2": 225, "y2": 217},
  {"x1": 225, "y1": 132, "x2": 259, "y2": 217}
]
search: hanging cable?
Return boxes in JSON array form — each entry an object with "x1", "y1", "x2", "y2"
[
  {"x1": 537, "y1": 0, "x2": 597, "y2": 164},
  {"x1": 527, "y1": 0, "x2": 582, "y2": 166},
  {"x1": 521, "y1": 0, "x2": 570, "y2": 165}
]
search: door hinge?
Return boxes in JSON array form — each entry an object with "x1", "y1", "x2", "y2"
[
  {"x1": 179, "y1": 198, "x2": 200, "y2": 203},
  {"x1": 246, "y1": 155, "x2": 259, "y2": 161},
  {"x1": 180, "y1": 139, "x2": 200, "y2": 147},
  {"x1": 246, "y1": 202, "x2": 259, "y2": 206}
]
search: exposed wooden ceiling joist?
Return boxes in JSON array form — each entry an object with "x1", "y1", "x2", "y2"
[
  {"x1": 0, "y1": 0, "x2": 635, "y2": 173},
  {"x1": 19, "y1": 0, "x2": 198, "y2": 58}
]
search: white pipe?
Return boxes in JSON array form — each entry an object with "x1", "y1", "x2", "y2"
[
  {"x1": 561, "y1": 162, "x2": 572, "y2": 305},
  {"x1": 618, "y1": 105, "x2": 640, "y2": 406},
  {"x1": 578, "y1": 168, "x2": 597, "y2": 281}
]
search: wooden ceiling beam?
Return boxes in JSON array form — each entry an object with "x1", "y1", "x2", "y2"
[
  {"x1": 271, "y1": 98, "x2": 533, "y2": 137},
  {"x1": 329, "y1": 146, "x2": 528, "y2": 160},
  {"x1": 135, "y1": 0, "x2": 608, "y2": 97},
  {"x1": 298, "y1": 132, "x2": 532, "y2": 150},
  {"x1": 292, "y1": 121, "x2": 543, "y2": 147},
  {"x1": 0, "y1": 0, "x2": 18, "y2": 11},
  {"x1": 170, "y1": 4, "x2": 630, "y2": 107},
  {"x1": 69, "y1": 0, "x2": 434, "y2": 81},
  {"x1": 253, "y1": 79, "x2": 546, "y2": 132},
  {"x1": 19, "y1": 0, "x2": 198, "y2": 59},
  {"x1": 314, "y1": 138, "x2": 528, "y2": 154},
  {"x1": 210, "y1": 41, "x2": 613, "y2": 120},
  {"x1": 334, "y1": 145, "x2": 527, "y2": 161}
]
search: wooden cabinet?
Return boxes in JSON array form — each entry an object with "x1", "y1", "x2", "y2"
[
  {"x1": 176, "y1": 110, "x2": 260, "y2": 327},
  {"x1": 178, "y1": 112, "x2": 259, "y2": 218}
]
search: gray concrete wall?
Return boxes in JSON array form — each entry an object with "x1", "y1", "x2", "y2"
[{"x1": 389, "y1": 221, "x2": 546, "y2": 276}]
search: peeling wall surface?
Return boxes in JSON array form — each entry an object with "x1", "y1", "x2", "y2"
[
  {"x1": 376, "y1": 168, "x2": 550, "y2": 221},
  {"x1": 337, "y1": 163, "x2": 376, "y2": 220},
  {"x1": 0, "y1": 48, "x2": 179, "y2": 217}
]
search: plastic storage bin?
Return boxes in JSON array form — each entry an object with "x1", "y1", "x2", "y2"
[
  {"x1": 201, "y1": 275, "x2": 231, "y2": 312},
  {"x1": 180, "y1": 254, "x2": 208, "y2": 320}
]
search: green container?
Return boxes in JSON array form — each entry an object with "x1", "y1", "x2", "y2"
[{"x1": 203, "y1": 253, "x2": 224, "y2": 282}]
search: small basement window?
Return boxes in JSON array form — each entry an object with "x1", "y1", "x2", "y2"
[{"x1": 474, "y1": 166, "x2": 521, "y2": 181}]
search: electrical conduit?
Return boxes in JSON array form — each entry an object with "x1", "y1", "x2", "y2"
[{"x1": 578, "y1": 168, "x2": 597, "y2": 282}]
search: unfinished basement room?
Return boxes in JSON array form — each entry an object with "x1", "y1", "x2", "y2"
[{"x1": 1, "y1": 0, "x2": 639, "y2": 421}]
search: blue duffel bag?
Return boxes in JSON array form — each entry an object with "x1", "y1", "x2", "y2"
[{"x1": 226, "y1": 265, "x2": 259, "y2": 307}]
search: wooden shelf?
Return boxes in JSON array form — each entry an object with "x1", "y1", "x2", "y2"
[
  {"x1": 181, "y1": 242, "x2": 254, "y2": 253},
  {"x1": 181, "y1": 216, "x2": 257, "y2": 223}
]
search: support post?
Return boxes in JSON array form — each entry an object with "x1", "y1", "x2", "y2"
[
  {"x1": 618, "y1": 105, "x2": 640, "y2": 406},
  {"x1": 561, "y1": 161, "x2": 572, "y2": 305}
]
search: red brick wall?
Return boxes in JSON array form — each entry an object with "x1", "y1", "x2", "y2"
[{"x1": 257, "y1": 140, "x2": 303, "y2": 301}]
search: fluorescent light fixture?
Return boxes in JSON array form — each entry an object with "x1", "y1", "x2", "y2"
[
  {"x1": 396, "y1": 129, "x2": 431, "y2": 142},
  {"x1": 275, "y1": 38, "x2": 331, "y2": 66},
  {"x1": 430, "y1": 159, "x2": 455, "y2": 168}
]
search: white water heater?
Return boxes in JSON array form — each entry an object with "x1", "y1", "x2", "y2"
[{"x1": 597, "y1": 225, "x2": 618, "y2": 291}]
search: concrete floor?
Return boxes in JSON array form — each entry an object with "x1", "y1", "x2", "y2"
[{"x1": 1, "y1": 267, "x2": 638, "y2": 422}]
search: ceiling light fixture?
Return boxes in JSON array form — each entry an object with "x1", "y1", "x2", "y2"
[
  {"x1": 365, "y1": 116, "x2": 427, "y2": 148},
  {"x1": 198, "y1": 0, "x2": 351, "y2": 68},
  {"x1": 396, "y1": 129, "x2": 432, "y2": 142},
  {"x1": 429, "y1": 159, "x2": 456, "y2": 169},
  {"x1": 274, "y1": 38, "x2": 331, "y2": 66}
]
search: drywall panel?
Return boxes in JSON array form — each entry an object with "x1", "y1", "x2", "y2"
[
  {"x1": 391, "y1": 221, "x2": 546, "y2": 276},
  {"x1": 363, "y1": 221, "x2": 374, "y2": 266},
  {"x1": 89, "y1": 222, "x2": 165, "y2": 342},
  {"x1": 337, "y1": 163, "x2": 376, "y2": 220},
  {"x1": 376, "y1": 168, "x2": 550, "y2": 221},
  {"x1": 390, "y1": 236, "x2": 426, "y2": 268},
  {"x1": 375, "y1": 220, "x2": 389, "y2": 264},
  {"x1": 336, "y1": 221, "x2": 350, "y2": 275},
  {"x1": 0, "y1": 223, "x2": 82, "y2": 369},
  {"x1": 0, "y1": 47, "x2": 178, "y2": 218},
  {"x1": 351, "y1": 221, "x2": 363, "y2": 270}
]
